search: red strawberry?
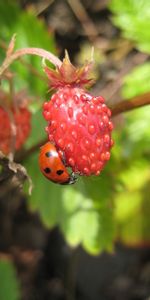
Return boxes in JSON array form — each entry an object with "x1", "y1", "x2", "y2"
[
  {"x1": 0, "y1": 105, "x2": 31, "y2": 155},
  {"x1": 43, "y1": 53, "x2": 113, "y2": 176}
]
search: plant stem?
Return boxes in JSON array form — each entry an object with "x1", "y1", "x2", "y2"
[
  {"x1": 16, "y1": 138, "x2": 47, "y2": 162},
  {"x1": 111, "y1": 92, "x2": 150, "y2": 116},
  {"x1": 0, "y1": 47, "x2": 62, "y2": 76}
]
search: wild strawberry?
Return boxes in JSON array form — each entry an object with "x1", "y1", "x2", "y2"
[
  {"x1": 0, "y1": 105, "x2": 31, "y2": 155},
  {"x1": 43, "y1": 53, "x2": 114, "y2": 176}
]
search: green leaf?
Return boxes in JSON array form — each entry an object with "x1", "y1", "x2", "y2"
[
  {"x1": 122, "y1": 62, "x2": 150, "y2": 99},
  {"x1": 0, "y1": 259, "x2": 20, "y2": 300},
  {"x1": 109, "y1": 0, "x2": 150, "y2": 53},
  {"x1": 112, "y1": 105, "x2": 150, "y2": 160},
  {"x1": 25, "y1": 154, "x2": 115, "y2": 254},
  {"x1": 0, "y1": 1, "x2": 56, "y2": 97},
  {"x1": 114, "y1": 162, "x2": 150, "y2": 245},
  {"x1": 25, "y1": 109, "x2": 47, "y2": 149},
  {"x1": 61, "y1": 187, "x2": 115, "y2": 254},
  {"x1": 124, "y1": 106, "x2": 150, "y2": 155},
  {"x1": 0, "y1": 2, "x2": 57, "y2": 149},
  {"x1": 82, "y1": 169, "x2": 114, "y2": 204},
  {"x1": 24, "y1": 152, "x2": 64, "y2": 227}
]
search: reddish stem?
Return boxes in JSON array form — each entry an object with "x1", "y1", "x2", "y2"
[
  {"x1": 0, "y1": 47, "x2": 62, "y2": 76},
  {"x1": 111, "y1": 92, "x2": 150, "y2": 116}
]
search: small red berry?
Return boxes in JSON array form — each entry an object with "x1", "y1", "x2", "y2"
[
  {"x1": 43, "y1": 52, "x2": 114, "y2": 176},
  {"x1": 0, "y1": 105, "x2": 31, "y2": 155}
]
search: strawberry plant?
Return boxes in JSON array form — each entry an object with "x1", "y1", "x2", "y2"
[{"x1": 0, "y1": 1, "x2": 150, "y2": 299}]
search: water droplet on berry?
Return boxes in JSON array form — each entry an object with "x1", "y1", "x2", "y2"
[
  {"x1": 48, "y1": 134, "x2": 54, "y2": 142},
  {"x1": 73, "y1": 95, "x2": 79, "y2": 103},
  {"x1": 107, "y1": 108, "x2": 111, "y2": 117},
  {"x1": 58, "y1": 149, "x2": 64, "y2": 160},
  {"x1": 51, "y1": 120, "x2": 57, "y2": 129},
  {"x1": 55, "y1": 97, "x2": 62, "y2": 106},
  {"x1": 77, "y1": 113, "x2": 86, "y2": 125},
  {"x1": 97, "y1": 161, "x2": 103, "y2": 170},
  {"x1": 96, "y1": 170, "x2": 100, "y2": 176},
  {"x1": 51, "y1": 94, "x2": 56, "y2": 101},
  {"x1": 45, "y1": 126, "x2": 49, "y2": 133},
  {"x1": 43, "y1": 102, "x2": 49, "y2": 110},
  {"x1": 99, "y1": 120, "x2": 104, "y2": 129},
  {"x1": 108, "y1": 121, "x2": 114, "y2": 131},
  {"x1": 60, "y1": 122, "x2": 66, "y2": 131},
  {"x1": 96, "y1": 105, "x2": 102, "y2": 114},
  {"x1": 101, "y1": 153, "x2": 105, "y2": 161},
  {"x1": 71, "y1": 130, "x2": 77, "y2": 139},
  {"x1": 96, "y1": 137, "x2": 102, "y2": 147},
  {"x1": 43, "y1": 111, "x2": 51, "y2": 121},
  {"x1": 88, "y1": 124, "x2": 96, "y2": 135},
  {"x1": 57, "y1": 138, "x2": 65, "y2": 148},
  {"x1": 83, "y1": 167, "x2": 90, "y2": 175},
  {"x1": 90, "y1": 152, "x2": 95, "y2": 160},
  {"x1": 83, "y1": 138, "x2": 90, "y2": 149},
  {"x1": 68, "y1": 157, "x2": 75, "y2": 167},
  {"x1": 104, "y1": 134, "x2": 110, "y2": 144},
  {"x1": 68, "y1": 107, "x2": 73, "y2": 118},
  {"x1": 111, "y1": 138, "x2": 114, "y2": 147},
  {"x1": 105, "y1": 152, "x2": 110, "y2": 160},
  {"x1": 82, "y1": 105, "x2": 88, "y2": 115},
  {"x1": 91, "y1": 163, "x2": 96, "y2": 172},
  {"x1": 63, "y1": 93, "x2": 68, "y2": 101},
  {"x1": 82, "y1": 154, "x2": 88, "y2": 161},
  {"x1": 101, "y1": 104, "x2": 107, "y2": 112},
  {"x1": 89, "y1": 104, "x2": 95, "y2": 113},
  {"x1": 92, "y1": 97, "x2": 99, "y2": 104},
  {"x1": 97, "y1": 96, "x2": 104, "y2": 103},
  {"x1": 102, "y1": 115, "x2": 109, "y2": 124},
  {"x1": 80, "y1": 94, "x2": 87, "y2": 101},
  {"x1": 66, "y1": 142, "x2": 74, "y2": 152}
]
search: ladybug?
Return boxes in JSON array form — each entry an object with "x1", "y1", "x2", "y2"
[{"x1": 39, "y1": 142, "x2": 77, "y2": 185}]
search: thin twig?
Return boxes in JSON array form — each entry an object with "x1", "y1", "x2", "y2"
[
  {"x1": 67, "y1": 0, "x2": 99, "y2": 42},
  {"x1": 16, "y1": 137, "x2": 47, "y2": 162},
  {"x1": 31, "y1": 0, "x2": 55, "y2": 16},
  {"x1": 111, "y1": 92, "x2": 150, "y2": 116}
]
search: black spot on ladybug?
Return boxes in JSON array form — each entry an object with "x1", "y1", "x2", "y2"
[
  {"x1": 44, "y1": 167, "x2": 51, "y2": 174},
  {"x1": 45, "y1": 151, "x2": 52, "y2": 157},
  {"x1": 56, "y1": 169, "x2": 64, "y2": 176}
]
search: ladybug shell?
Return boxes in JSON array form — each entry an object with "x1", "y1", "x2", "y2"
[{"x1": 39, "y1": 142, "x2": 71, "y2": 184}]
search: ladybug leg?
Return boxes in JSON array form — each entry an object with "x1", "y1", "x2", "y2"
[
  {"x1": 68, "y1": 172, "x2": 78, "y2": 184},
  {"x1": 62, "y1": 152, "x2": 67, "y2": 165}
]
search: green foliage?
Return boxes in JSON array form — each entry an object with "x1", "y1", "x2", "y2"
[
  {"x1": 0, "y1": 1, "x2": 55, "y2": 97},
  {"x1": 114, "y1": 161, "x2": 150, "y2": 245},
  {"x1": 0, "y1": 259, "x2": 20, "y2": 300},
  {"x1": 0, "y1": 1, "x2": 55, "y2": 149},
  {"x1": 109, "y1": 0, "x2": 150, "y2": 53},
  {"x1": 122, "y1": 62, "x2": 150, "y2": 99},
  {"x1": 112, "y1": 104, "x2": 150, "y2": 245},
  {"x1": 120, "y1": 106, "x2": 150, "y2": 156},
  {"x1": 25, "y1": 153, "x2": 115, "y2": 254},
  {"x1": 108, "y1": 1, "x2": 150, "y2": 247},
  {"x1": 25, "y1": 109, "x2": 47, "y2": 149}
]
